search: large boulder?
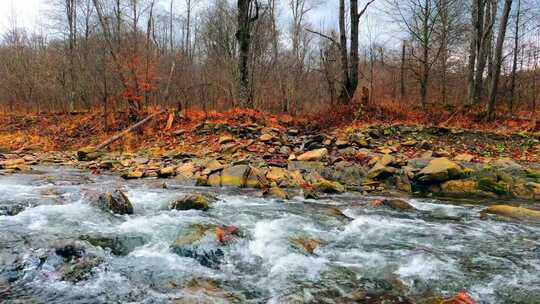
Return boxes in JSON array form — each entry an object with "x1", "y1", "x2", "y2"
[
  {"x1": 170, "y1": 224, "x2": 224, "y2": 269},
  {"x1": 297, "y1": 148, "x2": 328, "y2": 162},
  {"x1": 367, "y1": 154, "x2": 397, "y2": 179},
  {"x1": 170, "y1": 194, "x2": 214, "y2": 211},
  {"x1": 314, "y1": 178, "x2": 345, "y2": 194},
  {"x1": 95, "y1": 190, "x2": 134, "y2": 215},
  {"x1": 221, "y1": 165, "x2": 251, "y2": 187},
  {"x1": 416, "y1": 158, "x2": 463, "y2": 183},
  {"x1": 481, "y1": 205, "x2": 540, "y2": 221}
]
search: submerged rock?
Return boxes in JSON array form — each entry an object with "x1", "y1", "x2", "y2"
[
  {"x1": 59, "y1": 256, "x2": 104, "y2": 283},
  {"x1": 289, "y1": 236, "x2": 324, "y2": 255},
  {"x1": 80, "y1": 234, "x2": 146, "y2": 256},
  {"x1": 95, "y1": 190, "x2": 134, "y2": 215},
  {"x1": 170, "y1": 194, "x2": 214, "y2": 211},
  {"x1": 481, "y1": 205, "x2": 540, "y2": 221}
]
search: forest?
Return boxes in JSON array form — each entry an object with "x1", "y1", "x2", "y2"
[
  {"x1": 0, "y1": 0, "x2": 538, "y2": 124},
  {"x1": 1, "y1": 1, "x2": 540, "y2": 304}
]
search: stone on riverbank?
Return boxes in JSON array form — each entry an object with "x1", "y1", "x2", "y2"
[
  {"x1": 297, "y1": 148, "x2": 328, "y2": 162},
  {"x1": 416, "y1": 158, "x2": 463, "y2": 183}
]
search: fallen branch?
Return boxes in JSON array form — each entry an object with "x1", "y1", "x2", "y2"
[
  {"x1": 95, "y1": 111, "x2": 164, "y2": 150},
  {"x1": 77, "y1": 111, "x2": 164, "y2": 161}
]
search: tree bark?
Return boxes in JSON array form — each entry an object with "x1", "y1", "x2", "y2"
[
  {"x1": 236, "y1": 0, "x2": 259, "y2": 108},
  {"x1": 509, "y1": 0, "x2": 521, "y2": 114},
  {"x1": 487, "y1": 0, "x2": 513, "y2": 120}
]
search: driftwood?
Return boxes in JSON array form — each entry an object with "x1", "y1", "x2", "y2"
[
  {"x1": 77, "y1": 111, "x2": 163, "y2": 161},
  {"x1": 95, "y1": 111, "x2": 163, "y2": 150}
]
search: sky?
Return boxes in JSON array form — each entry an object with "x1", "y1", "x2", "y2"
[
  {"x1": 0, "y1": 0, "x2": 43, "y2": 32},
  {"x1": 0, "y1": 0, "x2": 395, "y2": 46}
]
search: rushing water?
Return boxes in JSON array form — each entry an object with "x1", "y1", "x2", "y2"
[{"x1": 0, "y1": 167, "x2": 539, "y2": 304}]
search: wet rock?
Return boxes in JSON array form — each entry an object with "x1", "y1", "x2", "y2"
[
  {"x1": 202, "y1": 160, "x2": 224, "y2": 175},
  {"x1": 381, "y1": 199, "x2": 416, "y2": 212},
  {"x1": 170, "y1": 194, "x2": 214, "y2": 211},
  {"x1": 59, "y1": 256, "x2": 104, "y2": 283},
  {"x1": 0, "y1": 158, "x2": 29, "y2": 171},
  {"x1": 80, "y1": 234, "x2": 146, "y2": 256},
  {"x1": 297, "y1": 148, "x2": 328, "y2": 162},
  {"x1": 416, "y1": 158, "x2": 463, "y2": 183},
  {"x1": 481, "y1": 205, "x2": 540, "y2": 221},
  {"x1": 512, "y1": 182, "x2": 540, "y2": 200},
  {"x1": 121, "y1": 169, "x2": 144, "y2": 179},
  {"x1": 158, "y1": 166, "x2": 177, "y2": 177},
  {"x1": 303, "y1": 188, "x2": 320, "y2": 199},
  {"x1": 266, "y1": 167, "x2": 289, "y2": 184},
  {"x1": 325, "y1": 206, "x2": 352, "y2": 221},
  {"x1": 177, "y1": 278, "x2": 244, "y2": 303},
  {"x1": 476, "y1": 178, "x2": 509, "y2": 195},
  {"x1": 0, "y1": 203, "x2": 26, "y2": 216},
  {"x1": 314, "y1": 178, "x2": 345, "y2": 194},
  {"x1": 207, "y1": 172, "x2": 222, "y2": 187},
  {"x1": 245, "y1": 166, "x2": 268, "y2": 189},
  {"x1": 170, "y1": 224, "x2": 225, "y2": 268},
  {"x1": 221, "y1": 165, "x2": 251, "y2": 187},
  {"x1": 289, "y1": 236, "x2": 324, "y2": 254},
  {"x1": 95, "y1": 190, "x2": 134, "y2": 215},
  {"x1": 263, "y1": 186, "x2": 289, "y2": 200}
]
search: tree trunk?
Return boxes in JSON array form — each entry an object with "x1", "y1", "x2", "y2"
[
  {"x1": 509, "y1": 0, "x2": 521, "y2": 115},
  {"x1": 400, "y1": 41, "x2": 406, "y2": 101},
  {"x1": 487, "y1": 0, "x2": 513, "y2": 120},
  {"x1": 236, "y1": 0, "x2": 258, "y2": 108},
  {"x1": 338, "y1": 0, "x2": 350, "y2": 104}
]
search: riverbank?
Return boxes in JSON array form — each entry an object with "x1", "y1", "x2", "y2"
[{"x1": 1, "y1": 117, "x2": 539, "y2": 207}]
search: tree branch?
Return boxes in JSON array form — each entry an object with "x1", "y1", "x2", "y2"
[
  {"x1": 358, "y1": 0, "x2": 376, "y2": 20},
  {"x1": 305, "y1": 28, "x2": 340, "y2": 48}
]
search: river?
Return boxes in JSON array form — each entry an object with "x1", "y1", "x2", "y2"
[{"x1": 0, "y1": 166, "x2": 539, "y2": 303}]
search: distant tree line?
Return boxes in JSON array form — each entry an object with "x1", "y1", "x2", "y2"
[{"x1": 0, "y1": 0, "x2": 538, "y2": 121}]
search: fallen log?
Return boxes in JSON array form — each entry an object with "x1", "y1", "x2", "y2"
[{"x1": 77, "y1": 111, "x2": 163, "y2": 161}]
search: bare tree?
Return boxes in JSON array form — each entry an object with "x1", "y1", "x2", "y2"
[
  {"x1": 236, "y1": 0, "x2": 260, "y2": 108},
  {"x1": 486, "y1": 0, "x2": 513, "y2": 120}
]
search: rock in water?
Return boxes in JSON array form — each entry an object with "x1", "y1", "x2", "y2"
[
  {"x1": 289, "y1": 236, "x2": 324, "y2": 255},
  {"x1": 383, "y1": 199, "x2": 416, "y2": 212},
  {"x1": 170, "y1": 194, "x2": 214, "y2": 211},
  {"x1": 95, "y1": 190, "x2": 134, "y2": 215},
  {"x1": 315, "y1": 178, "x2": 345, "y2": 193},
  {"x1": 481, "y1": 205, "x2": 540, "y2": 221},
  {"x1": 416, "y1": 157, "x2": 463, "y2": 183}
]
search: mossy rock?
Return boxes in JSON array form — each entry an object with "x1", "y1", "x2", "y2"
[
  {"x1": 315, "y1": 178, "x2": 345, "y2": 193},
  {"x1": 477, "y1": 178, "x2": 509, "y2": 195},
  {"x1": 170, "y1": 194, "x2": 214, "y2": 211},
  {"x1": 481, "y1": 205, "x2": 540, "y2": 221}
]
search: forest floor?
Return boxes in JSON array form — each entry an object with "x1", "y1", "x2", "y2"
[{"x1": 0, "y1": 108, "x2": 539, "y2": 207}]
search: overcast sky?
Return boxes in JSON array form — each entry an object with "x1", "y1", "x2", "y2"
[{"x1": 0, "y1": 0, "x2": 396, "y2": 47}]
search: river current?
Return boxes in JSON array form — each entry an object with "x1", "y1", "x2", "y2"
[{"x1": 0, "y1": 167, "x2": 539, "y2": 303}]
